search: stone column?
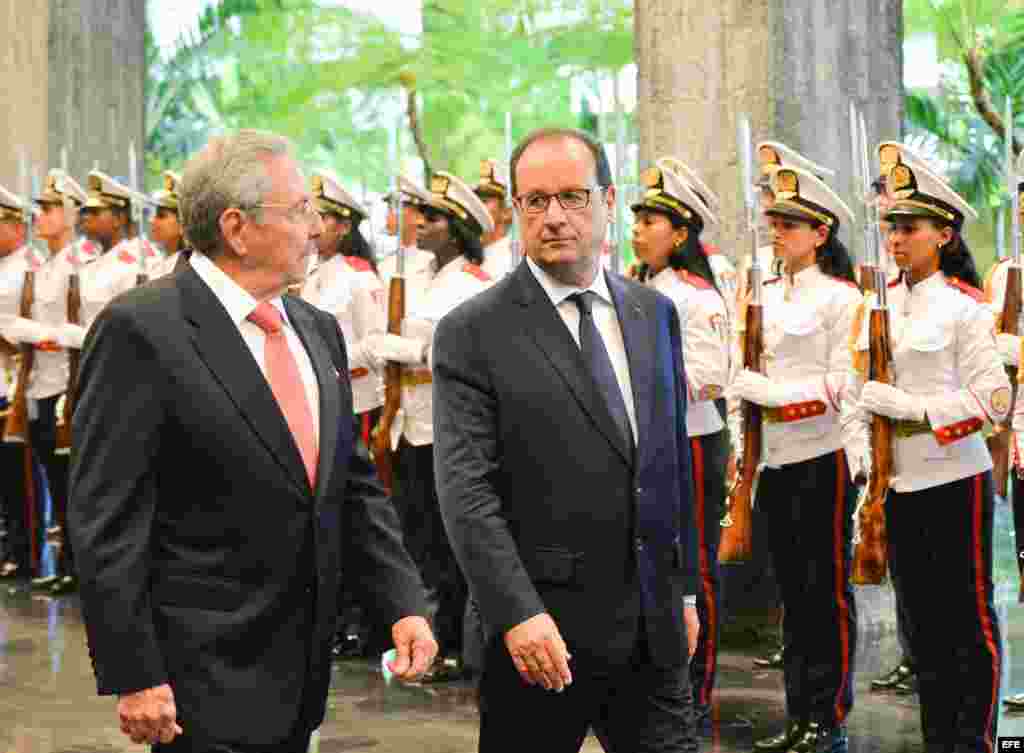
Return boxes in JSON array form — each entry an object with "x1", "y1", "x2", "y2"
[
  {"x1": 0, "y1": 0, "x2": 145, "y2": 192},
  {"x1": 635, "y1": 0, "x2": 903, "y2": 259}
]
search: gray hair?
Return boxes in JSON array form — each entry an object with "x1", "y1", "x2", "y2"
[{"x1": 179, "y1": 130, "x2": 292, "y2": 257}]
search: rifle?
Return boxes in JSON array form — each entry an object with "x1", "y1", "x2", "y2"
[
  {"x1": 850, "y1": 104, "x2": 878, "y2": 296},
  {"x1": 129, "y1": 141, "x2": 150, "y2": 285},
  {"x1": 851, "y1": 108, "x2": 892, "y2": 585},
  {"x1": 719, "y1": 115, "x2": 761, "y2": 564},
  {"x1": 372, "y1": 117, "x2": 406, "y2": 494},
  {"x1": 55, "y1": 258, "x2": 81, "y2": 454}
]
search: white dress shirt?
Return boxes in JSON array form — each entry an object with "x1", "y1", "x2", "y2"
[
  {"x1": 525, "y1": 256, "x2": 637, "y2": 442},
  {"x1": 191, "y1": 252, "x2": 320, "y2": 445}
]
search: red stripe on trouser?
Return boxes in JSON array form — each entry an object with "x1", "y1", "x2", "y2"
[
  {"x1": 361, "y1": 413, "x2": 371, "y2": 449},
  {"x1": 691, "y1": 437, "x2": 716, "y2": 706},
  {"x1": 832, "y1": 450, "x2": 852, "y2": 724},
  {"x1": 972, "y1": 474, "x2": 999, "y2": 753}
]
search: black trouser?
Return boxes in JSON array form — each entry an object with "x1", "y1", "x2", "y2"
[
  {"x1": 28, "y1": 395, "x2": 71, "y2": 577},
  {"x1": 1013, "y1": 472, "x2": 1024, "y2": 596},
  {"x1": 479, "y1": 627, "x2": 697, "y2": 753},
  {"x1": 689, "y1": 429, "x2": 728, "y2": 709},
  {"x1": 757, "y1": 450, "x2": 857, "y2": 727},
  {"x1": 0, "y1": 440, "x2": 29, "y2": 570},
  {"x1": 887, "y1": 473, "x2": 1001, "y2": 753},
  {"x1": 891, "y1": 542, "x2": 916, "y2": 669},
  {"x1": 394, "y1": 440, "x2": 466, "y2": 655}
]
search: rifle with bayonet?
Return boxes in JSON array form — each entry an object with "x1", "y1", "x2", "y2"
[
  {"x1": 129, "y1": 141, "x2": 150, "y2": 285},
  {"x1": 56, "y1": 160, "x2": 82, "y2": 455},
  {"x1": 372, "y1": 116, "x2": 406, "y2": 494},
  {"x1": 851, "y1": 108, "x2": 892, "y2": 585},
  {"x1": 719, "y1": 115, "x2": 761, "y2": 564},
  {"x1": 851, "y1": 104, "x2": 878, "y2": 296}
]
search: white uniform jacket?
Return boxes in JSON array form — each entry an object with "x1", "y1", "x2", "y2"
[
  {"x1": 377, "y1": 245, "x2": 434, "y2": 286},
  {"x1": 77, "y1": 237, "x2": 160, "y2": 338},
  {"x1": 372, "y1": 256, "x2": 493, "y2": 447},
  {"x1": 648, "y1": 267, "x2": 730, "y2": 437},
  {"x1": 482, "y1": 235, "x2": 515, "y2": 280},
  {"x1": 731, "y1": 264, "x2": 862, "y2": 470},
  {"x1": 849, "y1": 272, "x2": 1010, "y2": 492},
  {"x1": 301, "y1": 254, "x2": 386, "y2": 415}
]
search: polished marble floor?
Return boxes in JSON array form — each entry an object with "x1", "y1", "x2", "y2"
[{"x1": 2, "y1": 499, "x2": 1023, "y2": 752}]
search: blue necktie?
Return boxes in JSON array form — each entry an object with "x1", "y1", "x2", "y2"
[{"x1": 570, "y1": 291, "x2": 634, "y2": 453}]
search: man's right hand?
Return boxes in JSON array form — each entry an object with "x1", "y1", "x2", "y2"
[
  {"x1": 117, "y1": 684, "x2": 183, "y2": 745},
  {"x1": 504, "y1": 613, "x2": 572, "y2": 692}
]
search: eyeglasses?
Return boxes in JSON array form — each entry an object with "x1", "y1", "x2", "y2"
[
  {"x1": 514, "y1": 186, "x2": 605, "y2": 215},
  {"x1": 249, "y1": 198, "x2": 319, "y2": 224}
]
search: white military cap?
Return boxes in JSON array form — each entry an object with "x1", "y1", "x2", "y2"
[
  {"x1": 633, "y1": 162, "x2": 718, "y2": 230},
  {"x1": 883, "y1": 157, "x2": 978, "y2": 228},
  {"x1": 766, "y1": 165, "x2": 855, "y2": 229},
  {"x1": 757, "y1": 142, "x2": 835, "y2": 185},
  {"x1": 0, "y1": 184, "x2": 27, "y2": 223},
  {"x1": 391, "y1": 174, "x2": 432, "y2": 207},
  {"x1": 427, "y1": 171, "x2": 495, "y2": 235},
  {"x1": 152, "y1": 171, "x2": 181, "y2": 212},
  {"x1": 658, "y1": 158, "x2": 721, "y2": 213},
  {"x1": 36, "y1": 169, "x2": 87, "y2": 207},
  {"x1": 474, "y1": 159, "x2": 509, "y2": 200},
  {"x1": 84, "y1": 170, "x2": 132, "y2": 211},
  {"x1": 311, "y1": 169, "x2": 368, "y2": 220},
  {"x1": 877, "y1": 142, "x2": 939, "y2": 180}
]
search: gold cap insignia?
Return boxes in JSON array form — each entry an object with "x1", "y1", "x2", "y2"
[
  {"x1": 991, "y1": 386, "x2": 1011, "y2": 416},
  {"x1": 430, "y1": 175, "x2": 449, "y2": 195},
  {"x1": 759, "y1": 145, "x2": 780, "y2": 173},
  {"x1": 165, "y1": 174, "x2": 177, "y2": 193},
  {"x1": 890, "y1": 164, "x2": 912, "y2": 192},
  {"x1": 311, "y1": 175, "x2": 324, "y2": 197},
  {"x1": 46, "y1": 175, "x2": 58, "y2": 192},
  {"x1": 879, "y1": 144, "x2": 901, "y2": 173},
  {"x1": 775, "y1": 169, "x2": 799, "y2": 198},
  {"x1": 479, "y1": 160, "x2": 493, "y2": 180},
  {"x1": 641, "y1": 166, "x2": 662, "y2": 189},
  {"x1": 88, "y1": 174, "x2": 103, "y2": 192}
]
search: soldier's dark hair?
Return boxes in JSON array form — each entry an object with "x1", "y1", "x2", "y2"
[
  {"x1": 510, "y1": 128, "x2": 613, "y2": 196},
  {"x1": 632, "y1": 208, "x2": 725, "y2": 302},
  {"x1": 812, "y1": 221, "x2": 857, "y2": 284},
  {"x1": 333, "y1": 216, "x2": 378, "y2": 274},
  {"x1": 449, "y1": 213, "x2": 485, "y2": 266},
  {"x1": 932, "y1": 222, "x2": 981, "y2": 289}
]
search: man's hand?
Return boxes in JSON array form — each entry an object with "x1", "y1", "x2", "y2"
[
  {"x1": 684, "y1": 605, "x2": 700, "y2": 657},
  {"x1": 504, "y1": 613, "x2": 572, "y2": 692},
  {"x1": 388, "y1": 615, "x2": 438, "y2": 682},
  {"x1": 117, "y1": 684, "x2": 182, "y2": 745}
]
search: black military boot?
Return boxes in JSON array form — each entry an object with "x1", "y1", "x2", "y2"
[
  {"x1": 754, "y1": 719, "x2": 807, "y2": 751},
  {"x1": 1005, "y1": 692, "x2": 1024, "y2": 711},
  {"x1": 785, "y1": 722, "x2": 848, "y2": 753},
  {"x1": 870, "y1": 660, "x2": 914, "y2": 690}
]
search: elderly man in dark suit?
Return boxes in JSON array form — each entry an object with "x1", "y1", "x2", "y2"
[
  {"x1": 69, "y1": 130, "x2": 436, "y2": 752},
  {"x1": 433, "y1": 128, "x2": 700, "y2": 752}
]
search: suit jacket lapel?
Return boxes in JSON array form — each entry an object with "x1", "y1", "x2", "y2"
[
  {"x1": 513, "y1": 264, "x2": 633, "y2": 467},
  {"x1": 283, "y1": 296, "x2": 341, "y2": 503},
  {"x1": 179, "y1": 268, "x2": 311, "y2": 497},
  {"x1": 607, "y1": 272, "x2": 652, "y2": 470}
]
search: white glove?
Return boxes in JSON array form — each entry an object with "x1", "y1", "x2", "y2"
[
  {"x1": 996, "y1": 332, "x2": 1021, "y2": 367},
  {"x1": 0, "y1": 317, "x2": 56, "y2": 345},
  {"x1": 52, "y1": 323, "x2": 87, "y2": 350},
  {"x1": 728, "y1": 369, "x2": 787, "y2": 407},
  {"x1": 858, "y1": 381, "x2": 925, "y2": 422},
  {"x1": 365, "y1": 333, "x2": 427, "y2": 365}
]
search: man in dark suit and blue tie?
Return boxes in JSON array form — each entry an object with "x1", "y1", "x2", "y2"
[
  {"x1": 69, "y1": 131, "x2": 436, "y2": 751},
  {"x1": 433, "y1": 128, "x2": 700, "y2": 752}
]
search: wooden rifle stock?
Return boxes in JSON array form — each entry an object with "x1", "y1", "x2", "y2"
[
  {"x1": 851, "y1": 305, "x2": 893, "y2": 584},
  {"x1": 4, "y1": 271, "x2": 35, "y2": 444},
  {"x1": 859, "y1": 264, "x2": 878, "y2": 295},
  {"x1": 372, "y1": 275, "x2": 405, "y2": 493},
  {"x1": 55, "y1": 272, "x2": 81, "y2": 453},
  {"x1": 719, "y1": 279, "x2": 762, "y2": 564},
  {"x1": 991, "y1": 265, "x2": 1022, "y2": 499}
]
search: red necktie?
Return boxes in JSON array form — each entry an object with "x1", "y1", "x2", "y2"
[{"x1": 247, "y1": 302, "x2": 319, "y2": 488}]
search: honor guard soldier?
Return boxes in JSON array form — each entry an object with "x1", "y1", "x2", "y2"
[
  {"x1": 729, "y1": 165, "x2": 861, "y2": 753},
  {"x1": 150, "y1": 171, "x2": 191, "y2": 277},
  {"x1": 365, "y1": 172, "x2": 495, "y2": 680},
  {"x1": 851, "y1": 157, "x2": 1006, "y2": 752},
  {"x1": 75, "y1": 171, "x2": 157, "y2": 334},
  {"x1": 474, "y1": 158, "x2": 514, "y2": 279},
  {"x1": 0, "y1": 185, "x2": 41, "y2": 580},
  {"x1": 378, "y1": 176, "x2": 432, "y2": 285},
  {"x1": 630, "y1": 163, "x2": 730, "y2": 725},
  {"x1": 0, "y1": 171, "x2": 95, "y2": 592}
]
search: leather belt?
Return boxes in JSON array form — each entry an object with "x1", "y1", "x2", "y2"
[
  {"x1": 349, "y1": 367, "x2": 369, "y2": 379},
  {"x1": 893, "y1": 419, "x2": 932, "y2": 439},
  {"x1": 400, "y1": 369, "x2": 433, "y2": 387},
  {"x1": 762, "y1": 400, "x2": 827, "y2": 424},
  {"x1": 33, "y1": 341, "x2": 62, "y2": 353}
]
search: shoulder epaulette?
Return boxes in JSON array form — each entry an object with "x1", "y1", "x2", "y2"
[
  {"x1": 701, "y1": 243, "x2": 721, "y2": 257},
  {"x1": 26, "y1": 248, "x2": 43, "y2": 270},
  {"x1": 829, "y1": 275, "x2": 860, "y2": 290},
  {"x1": 887, "y1": 276, "x2": 902, "y2": 288},
  {"x1": 344, "y1": 255, "x2": 372, "y2": 272},
  {"x1": 463, "y1": 262, "x2": 491, "y2": 282},
  {"x1": 764, "y1": 276, "x2": 782, "y2": 286},
  {"x1": 117, "y1": 248, "x2": 137, "y2": 265},
  {"x1": 79, "y1": 240, "x2": 98, "y2": 257},
  {"x1": 676, "y1": 269, "x2": 712, "y2": 290},
  {"x1": 946, "y1": 276, "x2": 985, "y2": 303}
]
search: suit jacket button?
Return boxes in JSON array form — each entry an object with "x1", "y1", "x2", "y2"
[
  {"x1": 635, "y1": 487, "x2": 643, "y2": 495},
  {"x1": 635, "y1": 536, "x2": 644, "y2": 552}
]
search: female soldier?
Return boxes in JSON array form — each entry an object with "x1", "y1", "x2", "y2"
[
  {"x1": 365, "y1": 172, "x2": 495, "y2": 680},
  {"x1": 852, "y1": 156, "x2": 1007, "y2": 752},
  {"x1": 150, "y1": 171, "x2": 192, "y2": 278},
  {"x1": 729, "y1": 165, "x2": 861, "y2": 753},
  {"x1": 630, "y1": 162, "x2": 731, "y2": 723}
]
